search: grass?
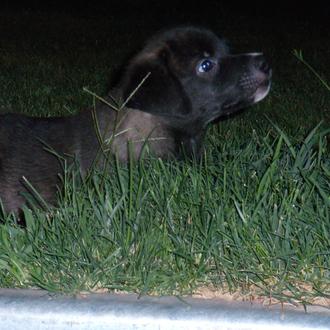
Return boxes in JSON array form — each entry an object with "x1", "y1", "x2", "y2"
[
  {"x1": 1, "y1": 120, "x2": 329, "y2": 303},
  {"x1": 0, "y1": 11, "x2": 329, "y2": 305}
]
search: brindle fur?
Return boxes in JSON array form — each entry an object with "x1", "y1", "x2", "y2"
[{"x1": 0, "y1": 26, "x2": 271, "y2": 215}]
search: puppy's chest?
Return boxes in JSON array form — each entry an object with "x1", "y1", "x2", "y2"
[{"x1": 110, "y1": 110, "x2": 175, "y2": 162}]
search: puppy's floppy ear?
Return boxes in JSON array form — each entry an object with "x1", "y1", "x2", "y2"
[{"x1": 120, "y1": 48, "x2": 192, "y2": 117}]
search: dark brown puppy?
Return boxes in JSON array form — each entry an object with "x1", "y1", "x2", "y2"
[{"x1": 0, "y1": 26, "x2": 271, "y2": 215}]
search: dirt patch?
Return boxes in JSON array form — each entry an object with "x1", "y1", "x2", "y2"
[{"x1": 192, "y1": 285, "x2": 330, "y2": 308}]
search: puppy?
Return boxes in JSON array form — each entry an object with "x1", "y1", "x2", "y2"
[{"x1": 0, "y1": 26, "x2": 271, "y2": 215}]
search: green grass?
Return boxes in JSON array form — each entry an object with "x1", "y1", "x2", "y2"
[
  {"x1": 1, "y1": 121, "x2": 329, "y2": 303},
  {"x1": 0, "y1": 11, "x2": 329, "y2": 304}
]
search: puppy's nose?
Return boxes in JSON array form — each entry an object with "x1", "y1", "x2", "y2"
[{"x1": 253, "y1": 55, "x2": 271, "y2": 75}]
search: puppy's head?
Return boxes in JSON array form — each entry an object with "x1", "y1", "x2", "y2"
[{"x1": 119, "y1": 26, "x2": 271, "y2": 132}]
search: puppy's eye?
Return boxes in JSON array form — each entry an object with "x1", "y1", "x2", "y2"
[{"x1": 197, "y1": 59, "x2": 216, "y2": 73}]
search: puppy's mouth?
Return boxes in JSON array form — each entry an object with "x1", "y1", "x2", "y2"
[
  {"x1": 253, "y1": 82, "x2": 271, "y2": 103},
  {"x1": 223, "y1": 69, "x2": 271, "y2": 112},
  {"x1": 222, "y1": 99, "x2": 246, "y2": 113},
  {"x1": 239, "y1": 68, "x2": 272, "y2": 102}
]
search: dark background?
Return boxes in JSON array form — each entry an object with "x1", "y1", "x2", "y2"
[
  {"x1": 1, "y1": 1, "x2": 329, "y2": 56},
  {"x1": 2, "y1": 1, "x2": 328, "y2": 53},
  {"x1": 1, "y1": 1, "x2": 329, "y2": 24},
  {"x1": 0, "y1": 0, "x2": 329, "y2": 131}
]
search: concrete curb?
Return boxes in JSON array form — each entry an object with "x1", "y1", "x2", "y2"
[{"x1": 0, "y1": 289, "x2": 329, "y2": 329}]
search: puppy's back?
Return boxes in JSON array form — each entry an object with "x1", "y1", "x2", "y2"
[{"x1": 0, "y1": 111, "x2": 95, "y2": 214}]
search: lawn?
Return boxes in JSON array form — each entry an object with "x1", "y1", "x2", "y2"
[{"x1": 0, "y1": 10, "x2": 329, "y2": 305}]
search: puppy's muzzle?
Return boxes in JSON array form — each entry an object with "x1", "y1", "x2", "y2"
[{"x1": 239, "y1": 53, "x2": 272, "y2": 103}]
